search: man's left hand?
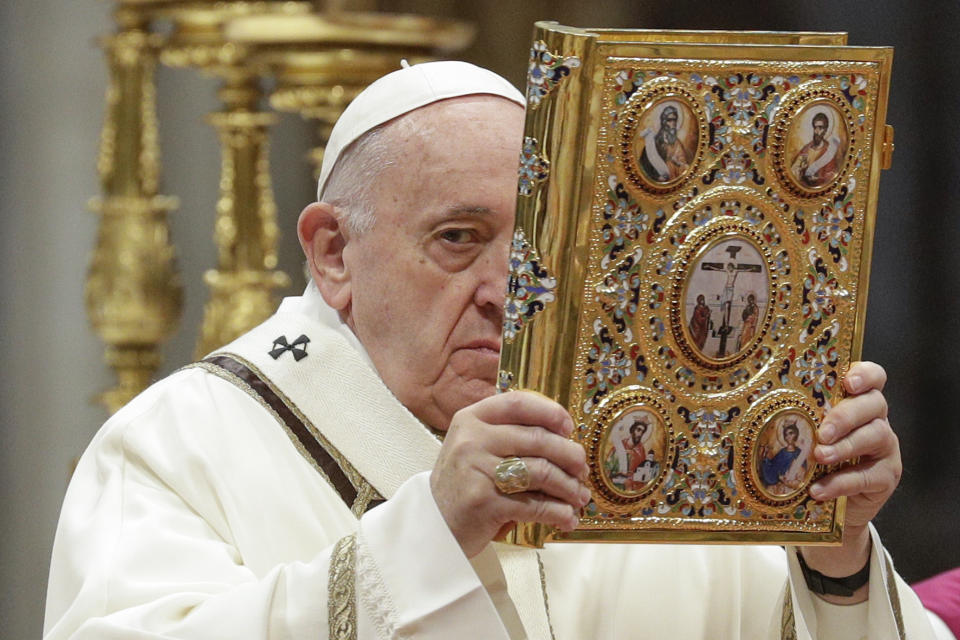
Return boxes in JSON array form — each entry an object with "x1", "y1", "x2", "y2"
[{"x1": 799, "y1": 361, "x2": 902, "y2": 602}]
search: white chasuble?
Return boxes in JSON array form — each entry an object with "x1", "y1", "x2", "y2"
[{"x1": 44, "y1": 285, "x2": 935, "y2": 640}]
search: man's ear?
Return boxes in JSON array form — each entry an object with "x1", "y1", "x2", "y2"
[{"x1": 297, "y1": 202, "x2": 352, "y2": 311}]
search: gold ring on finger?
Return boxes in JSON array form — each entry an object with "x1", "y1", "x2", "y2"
[{"x1": 494, "y1": 456, "x2": 531, "y2": 495}]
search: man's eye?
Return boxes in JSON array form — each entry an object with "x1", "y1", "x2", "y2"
[{"x1": 439, "y1": 229, "x2": 475, "y2": 244}]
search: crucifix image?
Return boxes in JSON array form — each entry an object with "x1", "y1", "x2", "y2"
[{"x1": 700, "y1": 244, "x2": 763, "y2": 358}]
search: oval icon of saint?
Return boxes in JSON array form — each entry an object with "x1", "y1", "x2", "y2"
[
  {"x1": 634, "y1": 97, "x2": 699, "y2": 187},
  {"x1": 682, "y1": 236, "x2": 769, "y2": 364},
  {"x1": 785, "y1": 100, "x2": 849, "y2": 192},
  {"x1": 600, "y1": 407, "x2": 666, "y2": 497},
  {"x1": 754, "y1": 411, "x2": 816, "y2": 499}
]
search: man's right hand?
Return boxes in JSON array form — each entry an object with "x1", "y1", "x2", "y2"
[{"x1": 429, "y1": 391, "x2": 591, "y2": 558}]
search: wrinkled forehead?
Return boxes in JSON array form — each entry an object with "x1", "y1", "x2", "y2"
[{"x1": 370, "y1": 96, "x2": 526, "y2": 212}]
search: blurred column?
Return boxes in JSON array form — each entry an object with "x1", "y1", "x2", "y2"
[
  {"x1": 86, "y1": 2, "x2": 183, "y2": 414},
  {"x1": 156, "y1": 1, "x2": 311, "y2": 357}
]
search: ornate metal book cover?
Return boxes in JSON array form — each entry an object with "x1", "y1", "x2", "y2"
[{"x1": 499, "y1": 23, "x2": 894, "y2": 546}]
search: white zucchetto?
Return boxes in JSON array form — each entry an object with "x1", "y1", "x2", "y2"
[{"x1": 316, "y1": 60, "x2": 526, "y2": 200}]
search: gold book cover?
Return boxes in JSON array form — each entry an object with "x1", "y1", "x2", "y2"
[{"x1": 499, "y1": 22, "x2": 894, "y2": 546}]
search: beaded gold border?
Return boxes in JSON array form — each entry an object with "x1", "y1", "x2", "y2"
[
  {"x1": 769, "y1": 86, "x2": 858, "y2": 199},
  {"x1": 585, "y1": 387, "x2": 676, "y2": 512},
  {"x1": 672, "y1": 221, "x2": 779, "y2": 371},
  {"x1": 736, "y1": 391, "x2": 824, "y2": 510},
  {"x1": 618, "y1": 78, "x2": 709, "y2": 196}
]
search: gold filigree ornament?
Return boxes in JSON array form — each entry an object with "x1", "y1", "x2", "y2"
[
  {"x1": 526, "y1": 40, "x2": 581, "y2": 109},
  {"x1": 503, "y1": 227, "x2": 557, "y2": 343}
]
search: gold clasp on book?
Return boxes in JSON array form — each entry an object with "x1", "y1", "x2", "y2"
[{"x1": 881, "y1": 124, "x2": 895, "y2": 170}]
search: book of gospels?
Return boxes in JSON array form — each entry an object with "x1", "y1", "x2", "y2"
[{"x1": 498, "y1": 22, "x2": 894, "y2": 546}]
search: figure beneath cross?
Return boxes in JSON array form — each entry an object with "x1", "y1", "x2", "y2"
[{"x1": 700, "y1": 244, "x2": 762, "y2": 358}]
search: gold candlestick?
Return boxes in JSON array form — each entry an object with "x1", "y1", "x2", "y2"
[
  {"x1": 225, "y1": 11, "x2": 474, "y2": 177},
  {"x1": 157, "y1": 2, "x2": 309, "y2": 357},
  {"x1": 86, "y1": 3, "x2": 184, "y2": 414}
]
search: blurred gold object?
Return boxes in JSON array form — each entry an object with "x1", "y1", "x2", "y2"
[
  {"x1": 86, "y1": 4, "x2": 183, "y2": 414},
  {"x1": 157, "y1": 2, "x2": 309, "y2": 357},
  {"x1": 225, "y1": 11, "x2": 474, "y2": 177},
  {"x1": 500, "y1": 23, "x2": 894, "y2": 546}
]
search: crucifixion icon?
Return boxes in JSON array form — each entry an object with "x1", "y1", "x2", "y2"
[{"x1": 700, "y1": 244, "x2": 762, "y2": 358}]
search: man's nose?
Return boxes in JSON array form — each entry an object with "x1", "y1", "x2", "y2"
[{"x1": 473, "y1": 243, "x2": 510, "y2": 315}]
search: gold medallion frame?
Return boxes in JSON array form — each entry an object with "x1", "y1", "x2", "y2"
[
  {"x1": 585, "y1": 387, "x2": 676, "y2": 511},
  {"x1": 737, "y1": 391, "x2": 826, "y2": 510},
  {"x1": 500, "y1": 23, "x2": 893, "y2": 546},
  {"x1": 618, "y1": 79, "x2": 709, "y2": 195},
  {"x1": 672, "y1": 221, "x2": 777, "y2": 371},
  {"x1": 771, "y1": 87, "x2": 859, "y2": 199}
]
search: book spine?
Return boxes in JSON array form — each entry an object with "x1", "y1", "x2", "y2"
[{"x1": 500, "y1": 23, "x2": 597, "y2": 547}]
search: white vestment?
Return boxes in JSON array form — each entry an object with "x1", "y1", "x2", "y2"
[{"x1": 44, "y1": 285, "x2": 934, "y2": 639}]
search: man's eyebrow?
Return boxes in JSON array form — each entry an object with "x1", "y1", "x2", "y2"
[{"x1": 442, "y1": 205, "x2": 493, "y2": 217}]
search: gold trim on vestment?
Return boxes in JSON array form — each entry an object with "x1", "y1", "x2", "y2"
[
  {"x1": 351, "y1": 481, "x2": 380, "y2": 518},
  {"x1": 780, "y1": 581, "x2": 797, "y2": 640},
  {"x1": 536, "y1": 552, "x2": 558, "y2": 640},
  {"x1": 884, "y1": 554, "x2": 906, "y2": 640},
  {"x1": 329, "y1": 534, "x2": 358, "y2": 640}
]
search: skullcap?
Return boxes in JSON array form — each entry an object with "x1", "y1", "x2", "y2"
[{"x1": 316, "y1": 60, "x2": 525, "y2": 200}]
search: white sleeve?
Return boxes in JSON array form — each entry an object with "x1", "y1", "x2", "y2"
[
  {"x1": 784, "y1": 525, "x2": 938, "y2": 640},
  {"x1": 357, "y1": 473, "x2": 511, "y2": 639},
  {"x1": 43, "y1": 373, "x2": 507, "y2": 639}
]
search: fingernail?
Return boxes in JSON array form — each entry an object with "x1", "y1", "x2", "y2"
[
  {"x1": 847, "y1": 374, "x2": 863, "y2": 393},
  {"x1": 817, "y1": 444, "x2": 837, "y2": 463},
  {"x1": 809, "y1": 483, "x2": 826, "y2": 500},
  {"x1": 580, "y1": 486, "x2": 592, "y2": 505},
  {"x1": 563, "y1": 416, "x2": 575, "y2": 436},
  {"x1": 562, "y1": 512, "x2": 579, "y2": 531},
  {"x1": 819, "y1": 422, "x2": 836, "y2": 444}
]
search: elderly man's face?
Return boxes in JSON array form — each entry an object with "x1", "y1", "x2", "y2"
[{"x1": 341, "y1": 96, "x2": 525, "y2": 430}]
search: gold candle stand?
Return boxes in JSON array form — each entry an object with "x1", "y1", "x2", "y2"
[
  {"x1": 157, "y1": 1, "x2": 310, "y2": 357},
  {"x1": 86, "y1": 3, "x2": 184, "y2": 414}
]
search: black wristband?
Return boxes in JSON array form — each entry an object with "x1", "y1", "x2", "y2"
[{"x1": 796, "y1": 550, "x2": 871, "y2": 597}]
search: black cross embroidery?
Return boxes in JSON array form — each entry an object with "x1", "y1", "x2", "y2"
[{"x1": 269, "y1": 334, "x2": 310, "y2": 361}]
